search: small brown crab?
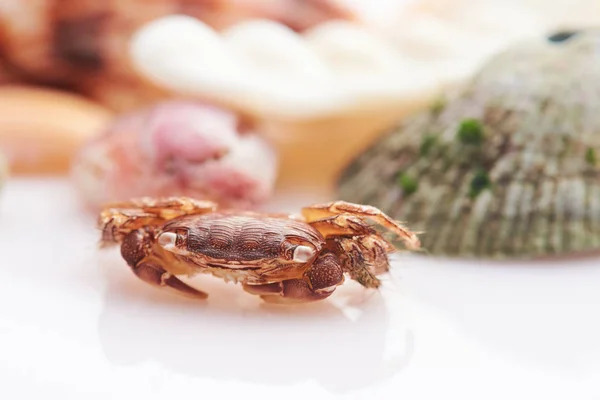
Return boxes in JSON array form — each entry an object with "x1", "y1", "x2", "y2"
[{"x1": 98, "y1": 197, "x2": 421, "y2": 303}]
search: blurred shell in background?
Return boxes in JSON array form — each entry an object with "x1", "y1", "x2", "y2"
[
  {"x1": 126, "y1": 15, "x2": 451, "y2": 188},
  {"x1": 71, "y1": 100, "x2": 278, "y2": 211},
  {"x1": 0, "y1": 0, "x2": 356, "y2": 112},
  {"x1": 0, "y1": 151, "x2": 7, "y2": 191},
  {"x1": 0, "y1": 85, "x2": 113, "y2": 175},
  {"x1": 337, "y1": 29, "x2": 600, "y2": 259},
  {"x1": 2, "y1": 0, "x2": 600, "y2": 186},
  {"x1": 127, "y1": 0, "x2": 600, "y2": 189}
]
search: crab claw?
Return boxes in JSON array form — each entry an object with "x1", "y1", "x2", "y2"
[
  {"x1": 133, "y1": 262, "x2": 208, "y2": 300},
  {"x1": 119, "y1": 228, "x2": 208, "y2": 299},
  {"x1": 243, "y1": 252, "x2": 344, "y2": 304}
]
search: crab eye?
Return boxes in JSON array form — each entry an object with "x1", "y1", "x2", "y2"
[
  {"x1": 157, "y1": 229, "x2": 189, "y2": 254},
  {"x1": 158, "y1": 232, "x2": 178, "y2": 250},
  {"x1": 293, "y1": 245, "x2": 316, "y2": 263}
]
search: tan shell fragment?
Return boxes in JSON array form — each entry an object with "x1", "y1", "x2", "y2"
[
  {"x1": 0, "y1": 152, "x2": 8, "y2": 191},
  {"x1": 337, "y1": 30, "x2": 600, "y2": 259}
]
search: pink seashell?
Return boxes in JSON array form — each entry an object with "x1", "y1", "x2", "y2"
[{"x1": 71, "y1": 100, "x2": 278, "y2": 211}]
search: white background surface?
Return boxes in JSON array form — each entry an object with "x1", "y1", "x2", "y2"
[{"x1": 1, "y1": 178, "x2": 599, "y2": 400}]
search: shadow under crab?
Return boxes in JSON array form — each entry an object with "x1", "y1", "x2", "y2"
[{"x1": 337, "y1": 29, "x2": 600, "y2": 259}]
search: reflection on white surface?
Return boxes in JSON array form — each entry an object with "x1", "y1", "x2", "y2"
[
  {"x1": 0, "y1": 178, "x2": 599, "y2": 399},
  {"x1": 399, "y1": 255, "x2": 600, "y2": 369},
  {"x1": 97, "y1": 250, "x2": 414, "y2": 393}
]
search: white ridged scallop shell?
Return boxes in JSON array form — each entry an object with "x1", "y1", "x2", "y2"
[
  {"x1": 128, "y1": 1, "x2": 600, "y2": 120},
  {"x1": 127, "y1": 9, "x2": 546, "y2": 120}
]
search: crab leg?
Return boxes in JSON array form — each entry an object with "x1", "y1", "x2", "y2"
[
  {"x1": 101, "y1": 196, "x2": 218, "y2": 217},
  {"x1": 132, "y1": 261, "x2": 209, "y2": 299},
  {"x1": 337, "y1": 236, "x2": 393, "y2": 289},
  {"x1": 243, "y1": 280, "x2": 334, "y2": 304},
  {"x1": 302, "y1": 201, "x2": 421, "y2": 250},
  {"x1": 243, "y1": 252, "x2": 345, "y2": 304},
  {"x1": 305, "y1": 214, "x2": 377, "y2": 238},
  {"x1": 98, "y1": 197, "x2": 218, "y2": 246}
]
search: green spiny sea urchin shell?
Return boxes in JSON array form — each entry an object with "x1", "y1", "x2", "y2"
[{"x1": 337, "y1": 30, "x2": 600, "y2": 259}]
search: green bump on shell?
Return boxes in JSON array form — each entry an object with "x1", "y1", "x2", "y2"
[
  {"x1": 397, "y1": 172, "x2": 418, "y2": 195},
  {"x1": 419, "y1": 135, "x2": 437, "y2": 156},
  {"x1": 468, "y1": 169, "x2": 492, "y2": 198},
  {"x1": 585, "y1": 147, "x2": 597, "y2": 166},
  {"x1": 457, "y1": 118, "x2": 484, "y2": 145}
]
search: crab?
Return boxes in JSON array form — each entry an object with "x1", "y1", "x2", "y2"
[{"x1": 98, "y1": 197, "x2": 421, "y2": 304}]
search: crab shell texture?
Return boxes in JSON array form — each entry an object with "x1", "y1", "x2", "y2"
[
  {"x1": 337, "y1": 29, "x2": 600, "y2": 260},
  {"x1": 154, "y1": 213, "x2": 332, "y2": 284}
]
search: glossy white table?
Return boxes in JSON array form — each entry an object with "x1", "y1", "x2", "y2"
[{"x1": 1, "y1": 178, "x2": 598, "y2": 400}]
